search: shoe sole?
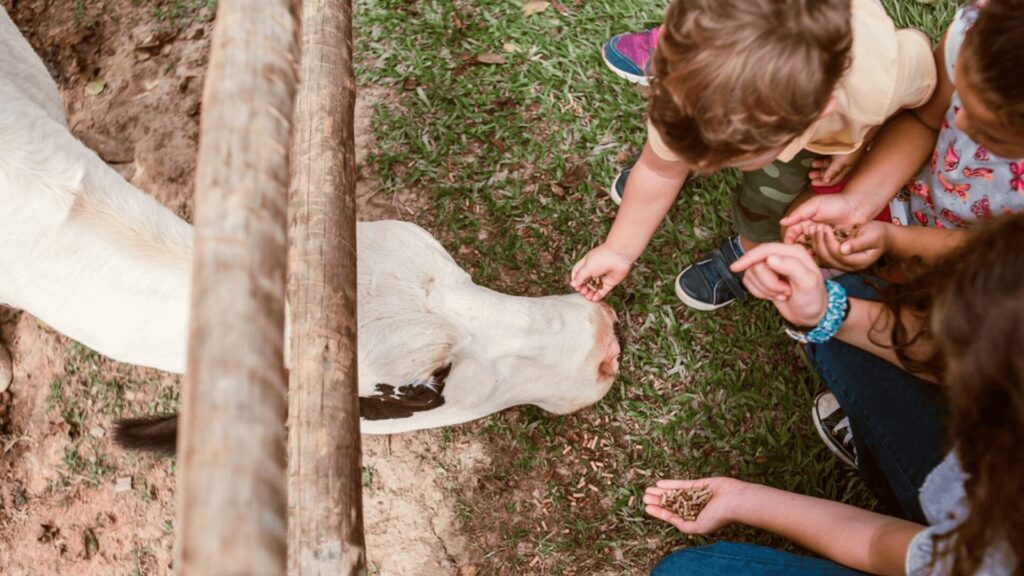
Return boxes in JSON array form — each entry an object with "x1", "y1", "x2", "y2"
[
  {"x1": 811, "y1": 399, "x2": 857, "y2": 468},
  {"x1": 601, "y1": 46, "x2": 650, "y2": 86},
  {"x1": 673, "y1": 268, "x2": 734, "y2": 312},
  {"x1": 607, "y1": 181, "x2": 623, "y2": 205}
]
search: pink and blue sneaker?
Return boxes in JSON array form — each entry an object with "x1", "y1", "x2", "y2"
[{"x1": 601, "y1": 27, "x2": 660, "y2": 86}]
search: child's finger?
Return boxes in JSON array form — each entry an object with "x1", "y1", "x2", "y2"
[
  {"x1": 823, "y1": 224, "x2": 851, "y2": 264},
  {"x1": 655, "y1": 479, "x2": 709, "y2": 490},
  {"x1": 747, "y1": 262, "x2": 790, "y2": 299},
  {"x1": 809, "y1": 227, "x2": 836, "y2": 268},
  {"x1": 780, "y1": 199, "x2": 823, "y2": 227},
  {"x1": 811, "y1": 226, "x2": 841, "y2": 268},
  {"x1": 645, "y1": 505, "x2": 703, "y2": 534},
  {"x1": 644, "y1": 505, "x2": 686, "y2": 530},
  {"x1": 732, "y1": 242, "x2": 815, "y2": 273},
  {"x1": 745, "y1": 262, "x2": 790, "y2": 301},
  {"x1": 742, "y1": 272, "x2": 771, "y2": 301},
  {"x1": 840, "y1": 225, "x2": 880, "y2": 255},
  {"x1": 783, "y1": 223, "x2": 811, "y2": 245},
  {"x1": 761, "y1": 253, "x2": 821, "y2": 294},
  {"x1": 643, "y1": 493, "x2": 665, "y2": 506},
  {"x1": 823, "y1": 160, "x2": 846, "y2": 183},
  {"x1": 570, "y1": 259, "x2": 587, "y2": 287}
]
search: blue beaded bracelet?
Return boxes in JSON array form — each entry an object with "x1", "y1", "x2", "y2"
[{"x1": 785, "y1": 280, "x2": 849, "y2": 344}]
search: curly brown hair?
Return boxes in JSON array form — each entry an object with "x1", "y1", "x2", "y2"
[
  {"x1": 960, "y1": 0, "x2": 1024, "y2": 128},
  {"x1": 881, "y1": 213, "x2": 1024, "y2": 575},
  {"x1": 647, "y1": 0, "x2": 852, "y2": 169}
]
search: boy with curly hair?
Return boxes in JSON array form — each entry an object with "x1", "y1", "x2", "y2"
[{"x1": 572, "y1": 0, "x2": 935, "y2": 310}]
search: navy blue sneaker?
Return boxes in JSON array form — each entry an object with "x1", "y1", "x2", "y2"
[
  {"x1": 675, "y1": 236, "x2": 749, "y2": 311},
  {"x1": 609, "y1": 165, "x2": 630, "y2": 205}
]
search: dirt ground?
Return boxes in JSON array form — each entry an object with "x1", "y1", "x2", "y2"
[{"x1": 0, "y1": 1, "x2": 478, "y2": 574}]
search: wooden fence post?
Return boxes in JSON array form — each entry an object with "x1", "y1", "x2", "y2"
[
  {"x1": 175, "y1": 0, "x2": 299, "y2": 573},
  {"x1": 287, "y1": 0, "x2": 366, "y2": 572}
]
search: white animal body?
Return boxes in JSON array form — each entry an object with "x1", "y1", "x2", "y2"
[{"x1": 0, "y1": 8, "x2": 620, "y2": 435}]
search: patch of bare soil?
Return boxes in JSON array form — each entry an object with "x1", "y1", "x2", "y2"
[{"x1": 0, "y1": 1, "x2": 471, "y2": 574}]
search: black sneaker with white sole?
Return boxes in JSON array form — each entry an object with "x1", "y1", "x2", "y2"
[
  {"x1": 812, "y1": 392, "x2": 858, "y2": 468},
  {"x1": 674, "y1": 236, "x2": 748, "y2": 311},
  {"x1": 609, "y1": 165, "x2": 629, "y2": 205}
]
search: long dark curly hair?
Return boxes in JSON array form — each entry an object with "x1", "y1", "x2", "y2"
[{"x1": 879, "y1": 213, "x2": 1024, "y2": 575}]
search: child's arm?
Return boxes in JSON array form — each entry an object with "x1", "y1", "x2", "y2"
[
  {"x1": 884, "y1": 224, "x2": 969, "y2": 264},
  {"x1": 604, "y1": 143, "x2": 689, "y2": 260},
  {"x1": 644, "y1": 478, "x2": 923, "y2": 576},
  {"x1": 571, "y1": 141, "x2": 689, "y2": 301},
  {"x1": 782, "y1": 32, "x2": 956, "y2": 231}
]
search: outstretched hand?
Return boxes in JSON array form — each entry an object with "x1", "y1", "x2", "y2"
[
  {"x1": 781, "y1": 193, "x2": 865, "y2": 238},
  {"x1": 730, "y1": 243, "x2": 828, "y2": 327},
  {"x1": 570, "y1": 244, "x2": 634, "y2": 302},
  {"x1": 643, "y1": 477, "x2": 746, "y2": 535}
]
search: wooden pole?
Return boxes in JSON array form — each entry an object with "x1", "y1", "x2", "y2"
[
  {"x1": 175, "y1": 0, "x2": 299, "y2": 573},
  {"x1": 287, "y1": 0, "x2": 365, "y2": 572}
]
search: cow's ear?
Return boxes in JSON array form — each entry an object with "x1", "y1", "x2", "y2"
[{"x1": 359, "y1": 362, "x2": 451, "y2": 421}]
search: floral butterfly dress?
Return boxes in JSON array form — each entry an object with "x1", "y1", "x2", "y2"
[{"x1": 896, "y1": 3, "x2": 1024, "y2": 229}]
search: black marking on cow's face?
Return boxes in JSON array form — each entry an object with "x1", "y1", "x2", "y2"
[{"x1": 359, "y1": 363, "x2": 450, "y2": 421}]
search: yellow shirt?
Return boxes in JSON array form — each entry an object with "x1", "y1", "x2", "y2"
[{"x1": 648, "y1": 0, "x2": 937, "y2": 163}]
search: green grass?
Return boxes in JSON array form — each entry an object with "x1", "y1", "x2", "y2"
[
  {"x1": 47, "y1": 343, "x2": 179, "y2": 490},
  {"x1": 71, "y1": 0, "x2": 216, "y2": 32},
  {"x1": 145, "y1": 0, "x2": 217, "y2": 26},
  {"x1": 353, "y1": 0, "x2": 959, "y2": 572}
]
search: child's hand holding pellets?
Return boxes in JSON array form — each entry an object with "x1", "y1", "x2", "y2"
[
  {"x1": 660, "y1": 487, "x2": 713, "y2": 521},
  {"x1": 788, "y1": 221, "x2": 890, "y2": 272},
  {"x1": 643, "y1": 478, "x2": 745, "y2": 535}
]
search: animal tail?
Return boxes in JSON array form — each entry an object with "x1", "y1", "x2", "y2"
[{"x1": 113, "y1": 414, "x2": 178, "y2": 456}]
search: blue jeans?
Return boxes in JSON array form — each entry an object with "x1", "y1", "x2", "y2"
[
  {"x1": 807, "y1": 274, "x2": 949, "y2": 523},
  {"x1": 652, "y1": 542, "x2": 869, "y2": 575},
  {"x1": 652, "y1": 275, "x2": 949, "y2": 575}
]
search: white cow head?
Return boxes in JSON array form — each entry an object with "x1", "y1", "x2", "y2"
[{"x1": 355, "y1": 220, "x2": 621, "y2": 433}]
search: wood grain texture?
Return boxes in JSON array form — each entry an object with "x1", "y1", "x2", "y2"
[
  {"x1": 286, "y1": 0, "x2": 365, "y2": 573},
  {"x1": 176, "y1": 0, "x2": 299, "y2": 574}
]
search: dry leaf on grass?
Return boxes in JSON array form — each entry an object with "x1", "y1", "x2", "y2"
[
  {"x1": 557, "y1": 162, "x2": 589, "y2": 188},
  {"x1": 475, "y1": 53, "x2": 507, "y2": 65},
  {"x1": 522, "y1": 0, "x2": 550, "y2": 16}
]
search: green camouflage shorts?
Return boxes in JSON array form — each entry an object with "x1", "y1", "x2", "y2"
[{"x1": 730, "y1": 150, "x2": 822, "y2": 243}]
